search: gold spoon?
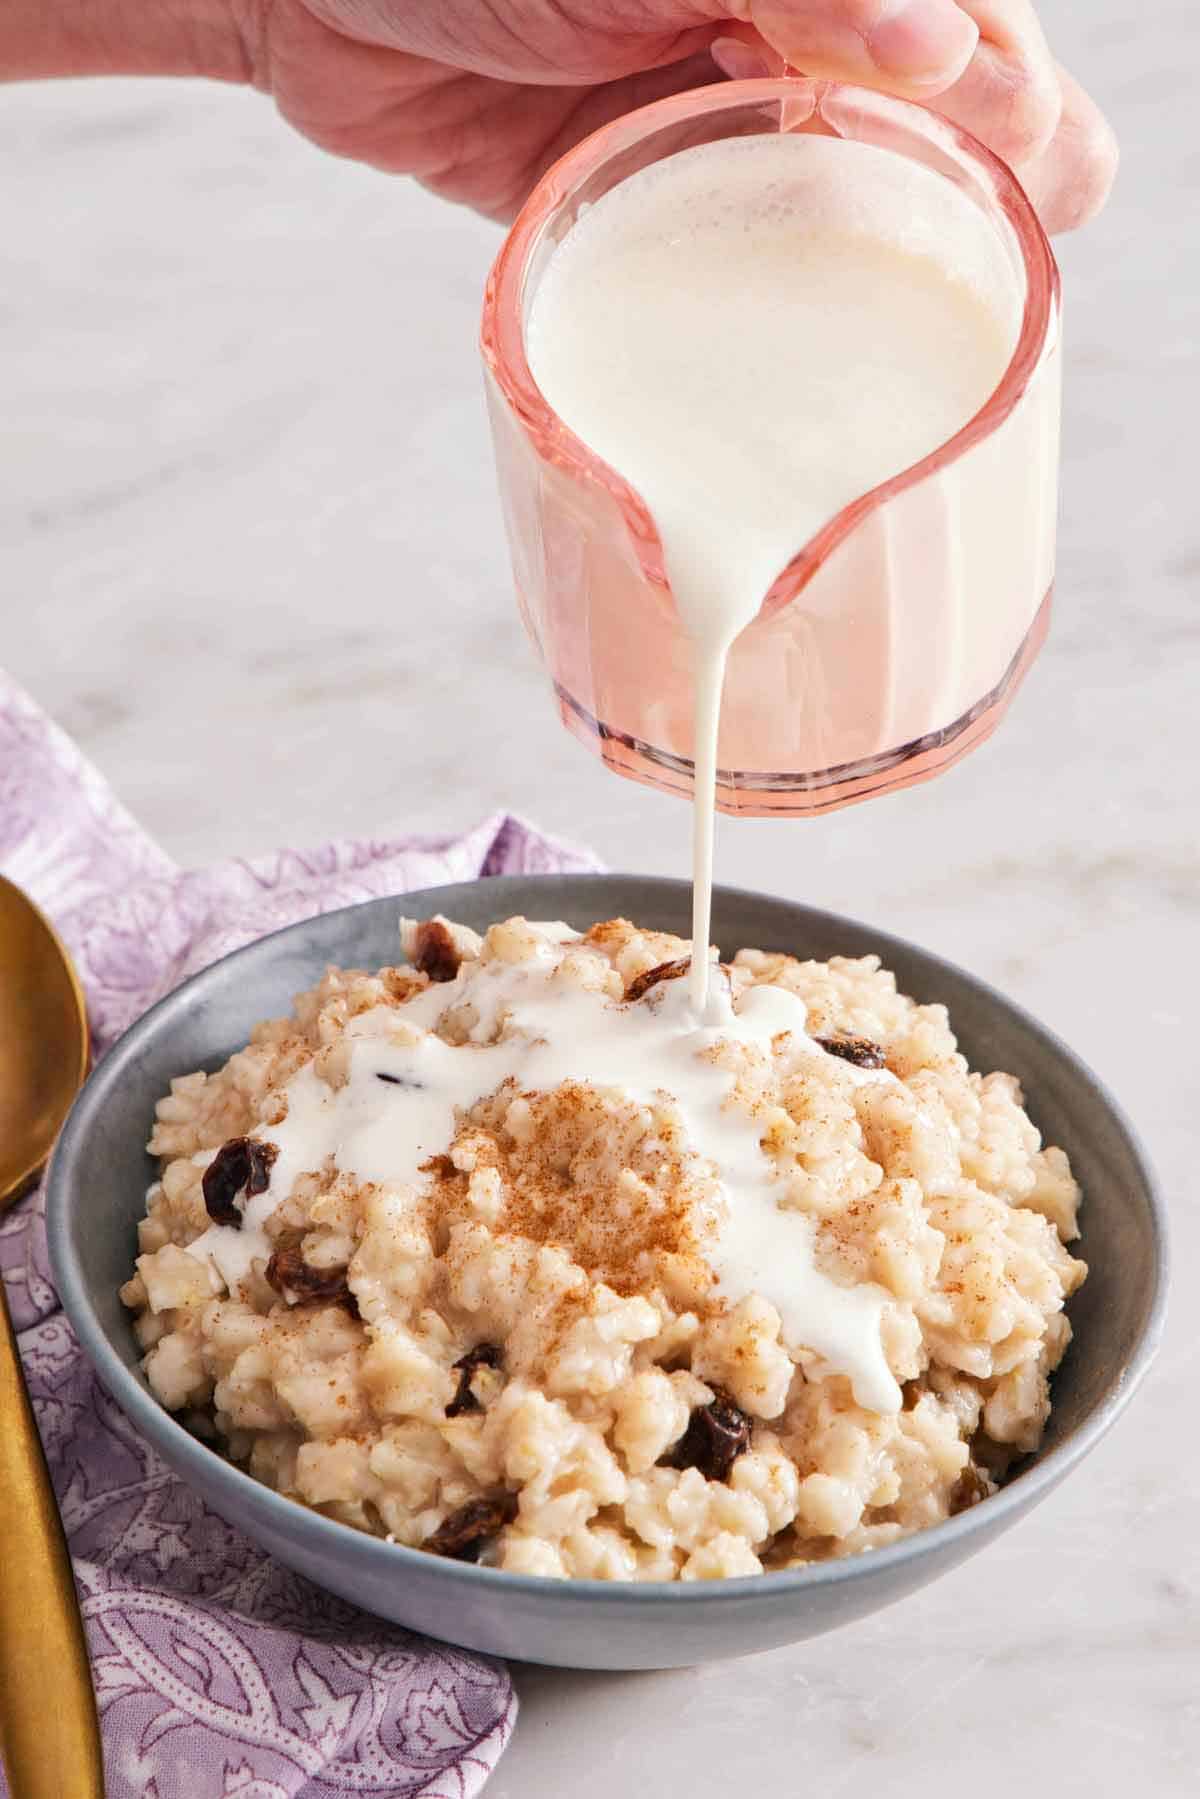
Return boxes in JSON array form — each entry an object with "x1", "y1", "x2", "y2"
[{"x1": 0, "y1": 874, "x2": 105, "y2": 1797}]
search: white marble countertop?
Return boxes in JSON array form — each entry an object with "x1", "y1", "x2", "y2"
[{"x1": 3, "y1": 2, "x2": 1197, "y2": 1791}]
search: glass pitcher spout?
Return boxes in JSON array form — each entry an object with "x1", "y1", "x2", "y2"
[{"x1": 481, "y1": 79, "x2": 1061, "y2": 817}]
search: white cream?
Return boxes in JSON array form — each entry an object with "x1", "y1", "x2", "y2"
[
  {"x1": 525, "y1": 133, "x2": 1021, "y2": 1011},
  {"x1": 186, "y1": 940, "x2": 901, "y2": 1414}
]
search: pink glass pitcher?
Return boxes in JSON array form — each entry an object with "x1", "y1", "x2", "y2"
[{"x1": 481, "y1": 79, "x2": 1061, "y2": 817}]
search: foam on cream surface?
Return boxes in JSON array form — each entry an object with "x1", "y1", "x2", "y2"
[
  {"x1": 525, "y1": 134, "x2": 1022, "y2": 1011},
  {"x1": 186, "y1": 928, "x2": 902, "y2": 1414}
]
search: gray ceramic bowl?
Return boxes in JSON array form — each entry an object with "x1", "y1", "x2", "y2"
[{"x1": 47, "y1": 874, "x2": 1167, "y2": 1670}]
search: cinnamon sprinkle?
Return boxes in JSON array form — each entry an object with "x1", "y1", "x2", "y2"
[{"x1": 440, "y1": 1082, "x2": 710, "y2": 1300}]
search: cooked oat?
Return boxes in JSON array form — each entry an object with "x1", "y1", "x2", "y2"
[{"x1": 122, "y1": 915, "x2": 1085, "y2": 1582}]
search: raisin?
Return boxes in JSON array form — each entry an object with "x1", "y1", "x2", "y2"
[
  {"x1": 624, "y1": 957, "x2": 692, "y2": 1003},
  {"x1": 419, "y1": 1153, "x2": 458, "y2": 1181},
  {"x1": 265, "y1": 1240, "x2": 357, "y2": 1315},
  {"x1": 660, "y1": 1389, "x2": 752, "y2": 1482},
  {"x1": 446, "y1": 1344, "x2": 503, "y2": 1418},
  {"x1": 423, "y1": 1493, "x2": 517, "y2": 1561},
  {"x1": 815, "y1": 1033, "x2": 887, "y2": 1070},
  {"x1": 950, "y1": 1462, "x2": 993, "y2": 1515},
  {"x1": 410, "y1": 919, "x2": 461, "y2": 983},
  {"x1": 202, "y1": 1137, "x2": 278, "y2": 1229}
]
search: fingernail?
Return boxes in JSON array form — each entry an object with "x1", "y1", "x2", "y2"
[
  {"x1": 868, "y1": 0, "x2": 979, "y2": 87},
  {"x1": 711, "y1": 37, "x2": 772, "y2": 83}
]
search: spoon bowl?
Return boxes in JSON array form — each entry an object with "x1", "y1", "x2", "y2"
[{"x1": 0, "y1": 875, "x2": 90, "y2": 1205}]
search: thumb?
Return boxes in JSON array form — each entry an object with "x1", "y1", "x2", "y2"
[{"x1": 711, "y1": 1, "x2": 979, "y2": 96}]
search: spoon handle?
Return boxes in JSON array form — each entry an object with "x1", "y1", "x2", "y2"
[{"x1": 0, "y1": 1280, "x2": 105, "y2": 1796}]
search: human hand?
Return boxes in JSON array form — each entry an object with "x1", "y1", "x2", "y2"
[{"x1": 232, "y1": 0, "x2": 1116, "y2": 230}]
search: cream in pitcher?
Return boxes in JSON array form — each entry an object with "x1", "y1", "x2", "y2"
[
  {"x1": 524, "y1": 127, "x2": 1036, "y2": 1007},
  {"x1": 482, "y1": 82, "x2": 1062, "y2": 968}
]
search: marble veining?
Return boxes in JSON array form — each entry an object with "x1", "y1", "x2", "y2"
[{"x1": 2, "y1": 3, "x2": 1197, "y2": 1792}]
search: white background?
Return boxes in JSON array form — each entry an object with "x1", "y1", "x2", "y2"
[{"x1": 3, "y1": 1, "x2": 1197, "y2": 1791}]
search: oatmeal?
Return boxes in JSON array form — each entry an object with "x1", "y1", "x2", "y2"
[{"x1": 121, "y1": 914, "x2": 1086, "y2": 1581}]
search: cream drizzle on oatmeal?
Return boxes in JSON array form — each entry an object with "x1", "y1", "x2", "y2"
[{"x1": 185, "y1": 928, "x2": 902, "y2": 1414}]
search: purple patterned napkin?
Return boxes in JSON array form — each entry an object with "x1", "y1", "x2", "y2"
[{"x1": 0, "y1": 669, "x2": 599, "y2": 1798}]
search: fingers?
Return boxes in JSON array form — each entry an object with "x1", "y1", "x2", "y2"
[
  {"x1": 739, "y1": 1, "x2": 979, "y2": 94},
  {"x1": 733, "y1": 1, "x2": 1057, "y2": 147},
  {"x1": 1010, "y1": 62, "x2": 1119, "y2": 233},
  {"x1": 926, "y1": 0, "x2": 1061, "y2": 168},
  {"x1": 900, "y1": 6, "x2": 1116, "y2": 232},
  {"x1": 707, "y1": 1, "x2": 1116, "y2": 236}
]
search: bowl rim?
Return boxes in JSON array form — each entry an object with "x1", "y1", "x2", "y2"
[{"x1": 46, "y1": 872, "x2": 1170, "y2": 1607}]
